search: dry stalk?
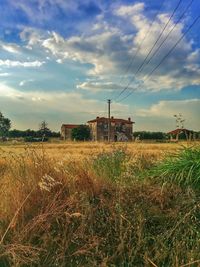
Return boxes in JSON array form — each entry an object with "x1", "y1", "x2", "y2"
[
  {"x1": 179, "y1": 259, "x2": 200, "y2": 267},
  {"x1": 0, "y1": 188, "x2": 34, "y2": 245},
  {"x1": 147, "y1": 257, "x2": 159, "y2": 267}
]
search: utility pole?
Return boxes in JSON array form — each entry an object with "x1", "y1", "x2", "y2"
[{"x1": 107, "y1": 99, "x2": 111, "y2": 142}]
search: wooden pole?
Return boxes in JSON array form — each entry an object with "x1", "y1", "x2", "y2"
[{"x1": 108, "y1": 99, "x2": 111, "y2": 142}]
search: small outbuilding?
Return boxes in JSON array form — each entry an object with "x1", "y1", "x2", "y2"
[
  {"x1": 61, "y1": 124, "x2": 79, "y2": 140},
  {"x1": 167, "y1": 128, "x2": 197, "y2": 141}
]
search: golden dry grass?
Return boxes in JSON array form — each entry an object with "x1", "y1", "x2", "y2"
[
  {"x1": 0, "y1": 141, "x2": 190, "y2": 160},
  {"x1": 1, "y1": 141, "x2": 200, "y2": 266}
]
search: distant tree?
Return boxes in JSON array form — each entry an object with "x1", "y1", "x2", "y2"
[
  {"x1": 0, "y1": 112, "x2": 11, "y2": 139},
  {"x1": 71, "y1": 125, "x2": 90, "y2": 141},
  {"x1": 39, "y1": 120, "x2": 51, "y2": 137},
  {"x1": 133, "y1": 131, "x2": 167, "y2": 140},
  {"x1": 9, "y1": 129, "x2": 24, "y2": 138},
  {"x1": 9, "y1": 128, "x2": 60, "y2": 139},
  {"x1": 51, "y1": 131, "x2": 61, "y2": 138},
  {"x1": 27, "y1": 129, "x2": 38, "y2": 137}
]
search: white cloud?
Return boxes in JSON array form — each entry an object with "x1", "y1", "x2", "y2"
[
  {"x1": 19, "y1": 2, "x2": 200, "y2": 93},
  {"x1": 0, "y1": 72, "x2": 11, "y2": 77},
  {"x1": 0, "y1": 59, "x2": 45, "y2": 68},
  {"x1": 20, "y1": 27, "x2": 47, "y2": 47},
  {"x1": 0, "y1": 43, "x2": 21, "y2": 54},
  {"x1": 19, "y1": 79, "x2": 34, "y2": 86},
  {"x1": 0, "y1": 82, "x2": 128, "y2": 129},
  {"x1": 136, "y1": 99, "x2": 200, "y2": 131},
  {"x1": 56, "y1": 58, "x2": 63, "y2": 64},
  {"x1": 114, "y1": 3, "x2": 145, "y2": 17},
  {"x1": 77, "y1": 81, "x2": 136, "y2": 92},
  {"x1": 0, "y1": 82, "x2": 199, "y2": 131}
]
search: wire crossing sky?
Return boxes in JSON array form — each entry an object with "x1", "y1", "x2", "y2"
[
  {"x1": 117, "y1": 4, "x2": 200, "y2": 102},
  {"x1": 0, "y1": 0, "x2": 199, "y2": 131}
]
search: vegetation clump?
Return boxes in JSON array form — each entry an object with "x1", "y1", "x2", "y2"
[
  {"x1": 0, "y1": 145, "x2": 200, "y2": 266},
  {"x1": 71, "y1": 125, "x2": 90, "y2": 141},
  {"x1": 92, "y1": 148, "x2": 128, "y2": 182},
  {"x1": 151, "y1": 146, "x2": 200, "y2": 188}
]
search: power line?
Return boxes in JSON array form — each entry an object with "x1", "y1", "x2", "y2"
[
  {"x1": 119, "y1": 0, "x2": 194, "y2": 98},
  {"x1": 114, "y1": 0, "x2": 183, "y2": 101},
  {"x1": 139, "y1": 0, "x2": 194, "y2": 72},
  {"x1": 108, "y1": 2, "x2": 166, "y2": 102},
  {"x1": 117, "y1": 14, "x2": 200, "y2": 103},
  {"x1": 113, "y1": 0, "x2": 166, "y2": 91}
]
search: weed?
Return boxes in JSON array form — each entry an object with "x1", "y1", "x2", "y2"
[
  {"x1": 151, "y1": 146, "x2": 200, "y2": 188},
  {"x1": 92, "y1": 148, "x2": 128, "y2": 182}
]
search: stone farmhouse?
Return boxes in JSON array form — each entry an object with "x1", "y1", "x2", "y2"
[
  {"x1": 61, "y1": 116, "x2": 134, "y2": 141},
  {"x1": 87, "y1": 116, "x2": 134, "y2": 141}
]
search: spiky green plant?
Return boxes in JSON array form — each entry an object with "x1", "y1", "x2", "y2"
[{"x1": 151, "y1": 146, "x2": 200, "y2": 187}]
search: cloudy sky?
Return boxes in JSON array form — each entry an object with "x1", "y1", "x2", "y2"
[{"x1": 0, "y1": 0, "x2": 200, "y2": 131}]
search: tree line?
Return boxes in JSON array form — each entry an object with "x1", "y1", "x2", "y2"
[
  {"x1": 0, "y1": 112, "x2": 59, "y2": 141},
  {"x1": 1, "y1": 111, "x2": 199, "y2": 141}
]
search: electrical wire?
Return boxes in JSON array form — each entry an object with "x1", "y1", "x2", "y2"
[
  {"x1": 107, "y1": 1, "x2": 166, "y2": 102},
  {"x1": 115, "y1": 0, "x2": 166, "y2": 88},
  {"x1": 117, "y1": 14, "x2": 200, "y2": 103},
  {"x1": 138, "y1": 0, "x2": 194, "y2": 73},
  {"x1": 114, "y1": 0, "x2": 183, "y2": 101}
]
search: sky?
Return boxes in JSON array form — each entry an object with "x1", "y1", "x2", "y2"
[{"x1": 0, "y1": 0, "x2": 200, "y2": 132}]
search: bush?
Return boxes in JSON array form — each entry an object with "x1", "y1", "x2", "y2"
[
  {"x1": 71, "y1": 125, "x2": 90, "y2": 141},
  {"x1": 92, "y1": 149, "x2": 128, "y2": 182},
  {"x1": 133, "y1": 131, "x2": 167, "y2": 140},
  {"x1": 24, "y1": 136, "x2": 49, "y2": 142},
  {"x1": 151, "y1": 146, "x2": 200, "y2": 187}
]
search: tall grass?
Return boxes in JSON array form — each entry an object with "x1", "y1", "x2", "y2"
[
  {"x1": 92, "y1": 149, "x2": 128, "y2": 182},
  {"x1": 0, "y1": 145, "x2": 200, "y2": 266},
  {"x1": 151, "y1": 146, "x2": 200, "y2": 187}
]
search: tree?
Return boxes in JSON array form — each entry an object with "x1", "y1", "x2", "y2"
[
  {"x1": 39, "y1": 120, "x2": 51, "y2": 137},
  {"x1": 71, "y1": 125, "x2": 90, "y2": 141},
  {"x1": 133, "y1": 131, "x2": 167, "y2": 140},
  {"x1": 0, "y1": 112, "x2": 11, "y2": 139}
]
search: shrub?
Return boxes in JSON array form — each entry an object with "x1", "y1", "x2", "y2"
[
  {"x1": 71, "y1": 125, "x2": 90, "y2": 141},
  {"x1": 24, "y1": 136, "x2": 49, "y2": 142},
  {"x1": 92, "y1": 149, "x2": 128, "y2": 182},
  {"x1": 151, "y1": 146, "x2": 200, "y2": 187}
]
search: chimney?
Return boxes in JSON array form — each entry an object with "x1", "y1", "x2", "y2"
[{"x1": 128, "y1": 117, "x2": 131, "y2": 122}]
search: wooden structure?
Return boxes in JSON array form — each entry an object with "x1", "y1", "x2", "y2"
[{"x1": 167, "y1": 128, "x2": 196, "y2": 141}]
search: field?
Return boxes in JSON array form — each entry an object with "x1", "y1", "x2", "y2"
[
  {"x1": 0, "y1": 141, "x2": 183, "y2": 160},
  {"x1": 1, "y1": 141, "x2": 200, "y2": 267}
]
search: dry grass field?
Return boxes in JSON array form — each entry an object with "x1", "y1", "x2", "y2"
[
  {"x1": 0, "y1": 141, "x2": 200, "y2": 266},
  {"x1": 0, "y1": 141, "x2": 185, "y2": 160}
]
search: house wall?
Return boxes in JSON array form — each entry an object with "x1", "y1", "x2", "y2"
[
  {"x1": 61, "y1": 127, "x2": 74, "y2": 140},
  {"x1": 89, "y1": 120, "x2": 133, "y2": 141},
  {"x1": 88, "y1": 122, "x2": 98, "y2": 141}
]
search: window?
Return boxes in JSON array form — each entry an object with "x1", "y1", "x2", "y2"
[{"x1": 104, "y1": 123, "x2": 108, "y2": 130}]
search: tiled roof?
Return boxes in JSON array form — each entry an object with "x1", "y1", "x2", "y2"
[
  {"x1": 61, "y1": 124, "x2": 79, "y2": 129},
  {"x1": 87, "y1": 117, "x2": 134, "y2": 124},
  {"x1": 167, "y1": 128, "x2": 194, "y2": 135}
]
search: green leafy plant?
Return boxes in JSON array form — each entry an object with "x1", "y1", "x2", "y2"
[
  {"x1": 151, "y1": 146, "x2": 200, "y2": 187},
  {"x1": 71, "y1": 125, "x2": 90, "y2": 141},
  {"x1": 0, "y1": 112, "x2": 11, "y2": 139}
]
